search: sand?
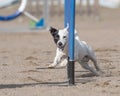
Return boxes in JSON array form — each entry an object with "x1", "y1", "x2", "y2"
[{"x1": 0, "y1": 8, "x2": 120, "y2": 96}]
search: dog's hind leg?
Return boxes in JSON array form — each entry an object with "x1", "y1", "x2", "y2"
[
  {"x1": 87, "y1": 46, "x2": 101, "y2": 71},
  {"x1": 88, "y1": 51, "x2": 102, "y2": 73},
  {"x1": 80, "y1": 61, "x2": 100, "y2": 76},
  {"x1": 90, "y1": 57, "x2": 104, "y2": 76},
  {"x1": 79, "y1": 56, "x2": 100, "y2": 76},
  {"x1": 90, "y1": 56, "x2": 101, "y2": 71}
]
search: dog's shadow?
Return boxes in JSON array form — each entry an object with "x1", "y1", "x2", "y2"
[
  {"x1": 36, "y1": 67, "x2": 65, "y2": 70},
  {"x1": 0, "y1": 81, "x2": 69, "y2": 89},
  {"x1": 75, "y1": 71, "x2": 97, "y2": 84},
  {"x1": 80, "y1": 73, "x2": 96, "y2": 77},
  {"x1": 36, "y1": 67, "x2": 97, "y2": 84}
]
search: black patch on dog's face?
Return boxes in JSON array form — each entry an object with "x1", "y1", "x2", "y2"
[{"x1": 49, "y1": 27, "x2": 59, "y2": 44}]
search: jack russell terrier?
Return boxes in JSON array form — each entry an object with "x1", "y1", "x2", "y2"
[{"x1": 48, "y1": 25, "x2": 102, "y2": 76}]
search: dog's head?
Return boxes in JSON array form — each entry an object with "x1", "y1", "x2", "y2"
[{"x1": 49, "y1": 25, "x2": 69, "y2": 50}]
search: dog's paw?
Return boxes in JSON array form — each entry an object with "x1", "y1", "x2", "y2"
[
  {"x1": 47, "y1": 64, "x2": 56, "y2": 69},
  {"x1": 98, "y1": 71, "x2": 105, "y2": 77},
  {"x1": 59, "y1": 59, "x2": 67, "y2": 67},
  {"x1": 59, "y1": 63, "x2": 67, "y2": 68},
  {"x1": 96, "y1": 70, "x2": 105, "y2": 77},
  {"x1": 59, "y1": 62, "x2": 67, "y2": 68},
  {"x1": 58, "y1": 65, "x2": 66, "y2": 68}
]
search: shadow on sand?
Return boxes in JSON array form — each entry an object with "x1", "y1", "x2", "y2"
[{"x1": 0, "y1": 81, "x2": 69, "y2": 89}]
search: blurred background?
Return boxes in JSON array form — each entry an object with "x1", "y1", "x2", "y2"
[{"x1": 0, "y1": 0, "x2": 120, "y2": 32}]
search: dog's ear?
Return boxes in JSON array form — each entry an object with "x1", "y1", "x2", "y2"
[
  {"x1": 49, "y1": 27, "x2": 58, "y2": 33},
  {"x1": 49, "y1": 27, "x2": 58, "y2": 36}
]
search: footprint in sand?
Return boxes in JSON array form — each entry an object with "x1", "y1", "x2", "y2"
[
  {"x1": 2, "y1": 63, "x2": 8, "y2": 66},
  {"x1": 25, "y1": 56, "x2": 38, "y2": 60}
]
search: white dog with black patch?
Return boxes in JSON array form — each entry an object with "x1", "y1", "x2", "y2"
[{"x1": 48, "y1": 25, "x2": 102, "y2": 76}]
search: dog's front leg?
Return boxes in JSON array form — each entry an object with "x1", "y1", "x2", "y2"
[
  {"x1": 48, "y1": 48, "x2": 64, "y2": 68},
  {"x1": 59, "y1": 58, "x2": 68, "y2": 67}
]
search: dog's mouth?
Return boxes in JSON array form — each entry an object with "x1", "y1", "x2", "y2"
[
  {"x1": 57, "y1": 42, "x2": 66, "y2": 50},
  {"x1": 58, "y1": 45, "x2": 64, "y2": 50}
]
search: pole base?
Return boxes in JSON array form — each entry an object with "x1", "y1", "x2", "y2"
[{"x1": 67, "y1": 60, "x2": 75, "y2": 85}]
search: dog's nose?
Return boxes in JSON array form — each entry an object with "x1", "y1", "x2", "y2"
[{"x1": 58, "y1": 42, "x2": 63, "y2": 46}]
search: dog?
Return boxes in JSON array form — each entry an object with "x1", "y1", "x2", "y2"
[{"x1": 48, "y1": 25, "x2": 102, "y2": 76}]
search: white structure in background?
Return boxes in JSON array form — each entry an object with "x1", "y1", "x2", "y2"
[
  {"x1": 100, "y1": 0, "x2": 120, "y2": 8},
  {"x1": 62, "y1": 0, "x2": 120, "y2": 8},
  {"x1": 0, "y1": 0, "x2": 18, "y2": 8}
]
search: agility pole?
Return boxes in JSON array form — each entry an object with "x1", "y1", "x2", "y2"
[{"x1": 64, "y1": 0, "x2": 76, "y2": 85}]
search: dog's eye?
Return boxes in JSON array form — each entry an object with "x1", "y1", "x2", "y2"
[
  {"x1": 63, "y1": 36, "x2": 67, "y2": 39},
  {"x1": 55, "y1": 35, "x2": 59, "y2": 39}
]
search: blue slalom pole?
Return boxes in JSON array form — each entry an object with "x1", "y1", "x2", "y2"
[
  {"x1": 64, "y1": 0, "x2": 69, "y2": 27},
  {"x1": 64, "y1": 0, "x2": 76, "y2": 85}
]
